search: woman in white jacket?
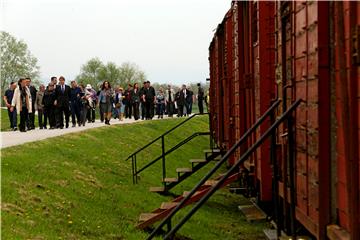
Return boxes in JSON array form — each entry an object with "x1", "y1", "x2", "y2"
[{"x1": 10, "y1": 78, "x2": 32, "y2": 132}]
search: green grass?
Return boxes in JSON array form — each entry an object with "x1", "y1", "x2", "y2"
[
  {"x1": 1, "y1": 116, "x2": 266, "y2": 239},
  {"x1": 1, "y1": 108, "x2": 39, "y2": 131}
]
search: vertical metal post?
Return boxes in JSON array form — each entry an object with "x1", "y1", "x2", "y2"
[
  {"x1": 287, "y1": 115, "x2": 296, "y2": 238},
  {"x1": 162, "y1": 135, "x2": 166, "y2": 187},
  {"x1": 166, "y1": 218, "x2": 172, "y2": 239},
  {"x1": 270, "y1": 108, "x2": 281, "y2": 238},
  {"x1": 134, "y1": 154, "x2": 138, "y2": 184},
  {"x1": 131, "y1": 156, "x2": 135, "y2": 184}
]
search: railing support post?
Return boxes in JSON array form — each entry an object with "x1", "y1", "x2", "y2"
[
  {"x1": 134, "y1": 154, "x2": 138, "y2": 184},
  {"x1": 132, "y1": 155, "x2": 135, "y2": 184},
  {"x1": 162, "y1": 135, "x2": 166, "y2": 187},
  {"x1": 288, "y1": 115, "x2": 296, "y2": 238},
  {"x1": 270, "y1": 107, "x2": 281, "y2": 238},
  {"x1": 166, "y1": 218, "x2": 172, "y2": 239}
]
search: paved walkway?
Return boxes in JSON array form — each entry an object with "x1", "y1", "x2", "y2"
[{"x1": 1, "y1": 118, "x2": 153, "y2": 149}]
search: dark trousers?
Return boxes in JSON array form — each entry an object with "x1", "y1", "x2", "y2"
[
  {"x1": 133, "y1": 102, "x2": 140, "y2": 120},
  {"x1": 56, "y1": 105, "x2": 70, "y2": 128},
  {"x1": 157, "y1": 103, "x2": 165, "y2": 117},
  {"x1": 145, "y1": 99, "x2": 154, "y2": 119},
  {"x1": 167, "y1": 102, "x2": 174, "y2": 117},
  {"x1": 27, "y1": 104, "x2": 35, "y2": 128},
  {"x1": 140, "y1": 102, "x2": 146, "y2": 120},
  {"x1": 198, "y1": 100, "x2": 204, "y2": 114},
  {"x1": 186, "y1": 102, "x2": 192, "y2": 115},
  {"x1": 44, "y1": 106, "x2": 56, "y2": 128},
  {"x1": 38, "y1": 109, "x2": 44, "y2": 128},
  {"x1": 7, "y1": 108, "x2": 17, "y2": 128},
  {"x1": 71, "y1": 101, "x2": 81, "y2": 125},
  {"x1": 19, "y1": 107, "x2": 28, "y2": 131},
  {"x1": 177, "y1": 104, "x2": 184, "y2": 117},
  {"x1": 125, "y1": 102, "x2": 132, "y2": 118},
  {"x1": 87, "y1": 108, "x2": 95, "y2": 122},
  {"x1": 81, "y1": 107, "x2": 88, "y2": 126}
]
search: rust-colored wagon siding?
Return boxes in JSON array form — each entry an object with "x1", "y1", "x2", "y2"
[
  {"x1": 332, "y1": 1, "x2": 360, "y2": 240},
  {"x1": 274, "y1": 1, "x2": 331, "y2": 238},
  {"x1": 252, "y1": 1, "x2": 276, "y2": 201},
  {"x1": 209, "y1": 1, "x2": 359, "y2": 239}
]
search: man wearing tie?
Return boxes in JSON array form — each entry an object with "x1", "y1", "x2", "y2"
[{"x1": 54, "y1": 76, "x2": 71, "y2": 129}]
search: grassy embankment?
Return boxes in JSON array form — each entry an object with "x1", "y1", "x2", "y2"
[{"x1": 2, "y1": 115, "x2": 266, "y2": 239}]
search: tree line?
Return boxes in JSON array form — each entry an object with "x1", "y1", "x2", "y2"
[{"x1": 75, "y1": 58, "x2": 147, "y2": 89}]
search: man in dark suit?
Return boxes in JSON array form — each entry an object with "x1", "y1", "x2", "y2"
[
  {"x1": 54, "y1": 76, "x2": 71, "y2": 129},
  {"x1": 26, "y1": 78, "x2": 37, "y2": 130},
  {"x1": 177, "y1": 84, "x2": 187, "y2": 117}
]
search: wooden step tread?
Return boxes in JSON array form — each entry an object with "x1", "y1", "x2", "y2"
[
  {"x1": 160, "y1": 202, "x2": 178, "y2": 209},
  {"x1": 204, "y1": 149, "x2": 221, "y2": 153},
  {"x1": 162, "y1": 178, "x2": 178, "y2": 183},
  {"x1": 149, "y1": 186, "x2": 165, "y2": 192},
  {"x1": 176, "y1": 168, "x2": 192, "y2": 173},
  {"x1": 204, "y1": 180, "x2": 219, "y2": 186},
  {"x1": 139, "y1": 213, "x2": 159, "y2": 222},
  {"x1": 183, "y1": 191, "x2": 202, "y2": 197},
  {"x1": 238, "y1": 203, "x2": 267, "y2": 222},
  {"x1": 190, "y1": 159, "x2": 207, "y2": 163},
  {"x1": 244, "y1": 160, "x2": 255, "y2": 171}
]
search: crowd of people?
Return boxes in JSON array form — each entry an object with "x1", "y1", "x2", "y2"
[{"x1": 3, "y1": 76, "x2": 207, "y2": 132}]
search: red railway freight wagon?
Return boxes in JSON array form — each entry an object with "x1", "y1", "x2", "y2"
[
  {"x1": 208, "y1": 1, "x2": 360, "y2": 239},
  {"x1": 329, "y1": 1, "x2": 360, "y2": 239}
]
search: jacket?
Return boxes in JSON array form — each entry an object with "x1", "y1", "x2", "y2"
[
  {"x1": 165, "y1": 89, "x2": 175, "y2": 103},
  {"x1": 35, "y1": 91, "x2": 44, "y2": 110},
  {"x1": 11, "y1": 86, "x2": 32, "y2": 114}
]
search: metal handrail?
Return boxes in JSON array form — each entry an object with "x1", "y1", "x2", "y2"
[
  {"x1": 162, "y1": 99, "x2": 302, "y2": 239},
  {"x1": 134, "y1": 132, "x2": 210, "y2": 177},
  {"x1": 146, "y1": 99, "x2": 282, "y2": 239},
  {"x1": 126, "y1": 113, "x2": 209, "y2": 161}
]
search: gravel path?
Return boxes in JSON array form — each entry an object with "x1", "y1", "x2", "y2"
[{"x1": 1, "y1": 118, "x2": 158, "y2": 149}]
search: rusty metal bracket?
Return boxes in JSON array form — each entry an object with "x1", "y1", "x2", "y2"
[{"x1": 352, "y1": 25, "x2": 360, "y2": 65}]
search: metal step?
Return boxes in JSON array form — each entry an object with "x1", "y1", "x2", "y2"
[
  {"x1": 160, "y1": 202, "x2": 178, "y2": 210},
  {"x1": 162, "y1": 178, "x2": 178, "y2": 183},
  {"x1": 139, "y1": 213, "x2": 159, "y2": 222},
  {"x1": 176, "y1": 168, "x2": 192, "y2": 173},
  {"x1": 149, "y1": 186, "x2": 165, "y2": 193}
]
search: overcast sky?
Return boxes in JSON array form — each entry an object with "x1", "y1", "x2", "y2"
[{"x1": 1, "y1": 0, "x2": 231, "y2": 85}]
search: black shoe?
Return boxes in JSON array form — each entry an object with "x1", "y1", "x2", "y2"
[
  {"x1": 50, "y1": 126, "x2": 55, "y2": 129},
  {"x1": 66, "y1": 123, "x2": 69, "y2": 128},
  {"x1": 60, "y1": 126, "x2": 64, "y2": 129},
  {"x1": 43, "y1": 126, "x2": 47, "y2": 129},
  {"x1": 72, "y1": 124, "x2": 76, "y2": 127},
  {"x1": 40, "y1": 127, "x2": 43, "y2": 129},
  {"x1": 92, "y1": 120, "x2": 95, "y2": 123},
  {"x1": 20, "y1": 129, "x2": 26, "y2": 132},
  {"x1": 13, "y1": 127, "x2": 18, "y2": 131}
]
